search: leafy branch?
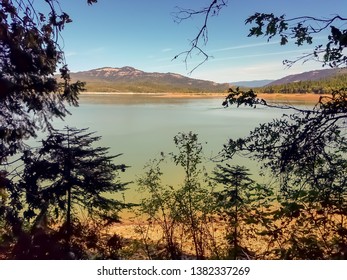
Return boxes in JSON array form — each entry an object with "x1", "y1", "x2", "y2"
[{"x1": 245, "y1": 13, "x2": 347, "y2": 67}]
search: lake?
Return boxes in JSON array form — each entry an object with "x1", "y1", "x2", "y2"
[{"x1": 50, "y1": 93, "x2": 309, "y2": 203}]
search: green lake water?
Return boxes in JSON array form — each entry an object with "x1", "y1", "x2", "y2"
[{"x1": 48, "y1": 93, "x2": 310, "y2": 204}]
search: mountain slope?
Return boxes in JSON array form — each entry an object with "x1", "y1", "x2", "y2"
[
  {"x1": 231, "y1": 79, "x2": 274, "y2": 88},
  {"x1": 69, "y1": 66, "x2": 229, "y2": 93},
  {"x1": 258, "y1": 68, "x2": 347, "y2": 94},
  {"x1": 268, "y1": 68, "x2": 347, "y2": 86}
]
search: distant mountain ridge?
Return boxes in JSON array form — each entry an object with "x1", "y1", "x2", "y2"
[
  {"x1": 68, "y1": 66, "x2": 347, "y2": 93},
  {"x1": 230, "y1": 79, "x2": 274, "y2": 88},
  {"x1": 267, "y1": 68, "x2": 347, "y2": 86},
  {"x1": 230, "y1": 68, "x2": 347, "y2": 89},
  {"x1": 69, "y1": 66, "x2": 229, "y2": 93}
]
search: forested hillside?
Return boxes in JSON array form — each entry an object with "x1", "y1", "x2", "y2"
[{"x1": 257, "y1": 72, "x2": 347, "y2": 94}]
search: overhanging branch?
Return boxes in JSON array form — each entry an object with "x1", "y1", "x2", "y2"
[{"x1": 172, "y1": 0, "x2": 228, "y2": 74}]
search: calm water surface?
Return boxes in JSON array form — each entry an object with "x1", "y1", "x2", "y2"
[{"x1": 51, "y1": 93, "x2": 306, "y2": 202}]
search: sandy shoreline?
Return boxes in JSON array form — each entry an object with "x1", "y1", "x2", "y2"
[
  {"x1": 81, "y1": 91, "x2": 226, "y2": 98},
  {"x1": 257, "y1": 93, "x2": 323, "y2": 102},
  {"x1": 82, "y1": 92, "x2": 324, "y2": 102}
]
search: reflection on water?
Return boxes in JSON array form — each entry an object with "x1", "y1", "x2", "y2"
[{"x1": 50, "y1": 93, "x2": 312, "y2": 203}]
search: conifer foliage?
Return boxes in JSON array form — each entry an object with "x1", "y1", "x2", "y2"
[
  {"x1": 14, "y1": 127, "x2": 129, "y2": 259},
  {"x1": 0, "y1": 0, "x2": 86, "y2": 162}
]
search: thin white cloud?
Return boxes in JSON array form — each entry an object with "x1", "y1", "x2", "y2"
[
  {"x1": 212, "y1": 41, "x2": 280, "y2": 53},
  {"x1": 210, "y1": 35, "x2": 327, "y2": 54},
  {"x1": 67, "y1": 47, "x2": 105, "y2": 57},
  {"x1": 84, "y1": 47, "x2": 105, "y2": 55},
  {"x1": 210, "y1": 48, "x2": 313, "y2": 62},
  {"x1": 161, "y1": 48, "x2": 173, "y2": 53},
  {"x1": 65, "y1": 51, "x2": 77, "y2": 57},
  {"x1": 155, "y1": 57, "x2": 172, "y2": 62}
]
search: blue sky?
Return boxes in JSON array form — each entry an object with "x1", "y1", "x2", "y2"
[{"x1": 51, "y1": 0, "x2": 345, "y2": 83}]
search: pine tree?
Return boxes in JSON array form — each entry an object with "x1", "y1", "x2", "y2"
[{"x1": 15, "y1": 126, "x2": 129, "y2": 259}]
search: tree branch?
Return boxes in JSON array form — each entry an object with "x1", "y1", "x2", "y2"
[{"x1": 172, "y1": 0, "x2": 228, "y2": 74}]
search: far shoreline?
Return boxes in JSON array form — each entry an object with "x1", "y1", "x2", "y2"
[{"x1": 81, "y1": 91, "x2": 324, "y2": 103}]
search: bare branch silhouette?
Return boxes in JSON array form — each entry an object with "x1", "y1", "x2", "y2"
[{"x1": 172, "y1": 0, "x2": 228, "y2": 73}]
